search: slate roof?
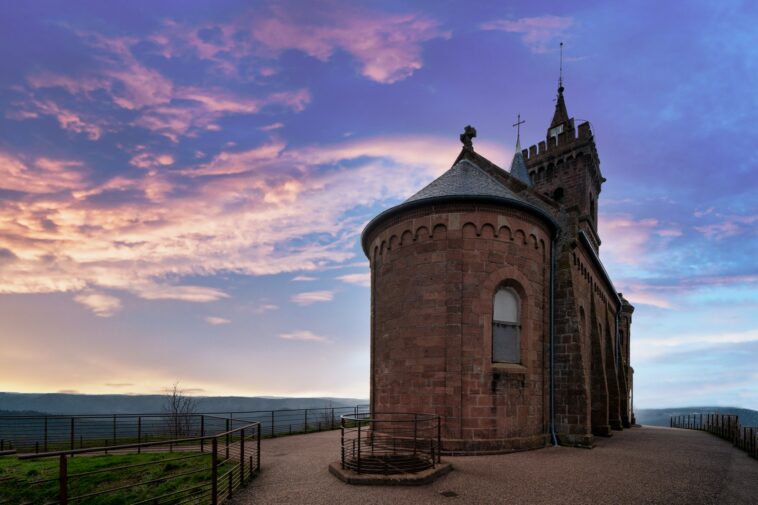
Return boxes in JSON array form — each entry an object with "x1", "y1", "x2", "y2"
[
  {"x1": 509, "y1": 140, "x2": 531, "y2": 186},
  {"x1": 405, "y1": 159, "x2": 522, "y2": 203}
]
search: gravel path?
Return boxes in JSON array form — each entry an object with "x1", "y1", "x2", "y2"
[{"x1": 232, "y1": 426, "x2": 758, "y2": 504}]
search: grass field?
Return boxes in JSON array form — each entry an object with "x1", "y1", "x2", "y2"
[{"x1": 0, "y1": 451, "x2": 233, "y2": 504}]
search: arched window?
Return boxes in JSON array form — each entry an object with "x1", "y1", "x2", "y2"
[
  {"x1": 492, "y1": 287, "x2": 520, "y2": 363},
  {"x1": 553, "y1": 187, "x2": 564, "y2": 202}
]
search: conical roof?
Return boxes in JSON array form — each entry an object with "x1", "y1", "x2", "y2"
[
  {"x1": 509, "y1": 139, "x2": 531, "y2": 186},
  {"x1": 405, "y1": 159, "x2": 521, "y2": 203},
  {"x1": 550, "y1": 86, "x2": 570, "y2": 129}
]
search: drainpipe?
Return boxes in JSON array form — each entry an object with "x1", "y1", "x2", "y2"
[
  {"x1": 615, "y1": 302, "x2": 623, "y2": 422},
  {"x1": 549, "y1": 231, "x2": 559, "y2": 447}
]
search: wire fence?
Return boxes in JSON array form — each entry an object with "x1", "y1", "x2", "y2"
[
  {"x1": 671, "y1": 413, "x2": 757, "y2": 460},
  {"x1": 2, "y1": 416, "x2": 260, "y2": 505},
  {"x1": 340, "y1": 412, "x2": 441, "y2": 475},
  {"x1": 0, "y1": 405, "x2": 369, "y2": 454}
]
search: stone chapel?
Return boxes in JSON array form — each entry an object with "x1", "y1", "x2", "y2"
[{"x1": 361, "y1": 82, "x2": 635, "y2": 454}]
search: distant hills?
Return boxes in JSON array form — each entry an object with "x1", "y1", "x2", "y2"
[
  {"x1": 636, "y1": 406, "x2": 758, "y2": 427},
  {"x1": 0, "y1": 392, "x2": 368, "y2": 415}
]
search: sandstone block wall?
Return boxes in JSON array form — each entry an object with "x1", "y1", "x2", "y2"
[{"x1": 366, "y1": 202, "x2": 552, "y2": 453}]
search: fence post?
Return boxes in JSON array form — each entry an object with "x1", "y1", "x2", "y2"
[
  {"x1": 70, "y1": 417, "x2": 75, "y2": 451},
  {"x1": 200, "y1": 415, "x2": 205, "y2": 453},
  {"x1": 257, "y1": 423, "x2": 261, "y2": 471},
  {"x1": 137, "y1": 417, "x2": 142, "y2": 454},
  {"x1": 340, "y1": 418, "x2": 345, "y2": 470},
  {"x1": 58, "y1": 454, "x2": 68, "y2": 505},
  {"x1": 112, "y1": 414, "x2": 116, "y2": 444},
  {"x1": 357, "y1": 421, "x2": 361, "y2": 474},
  {"x1": 44, "y1": 417, "x2": 48, "y2": 452},
  {"x1": 331, "y1": 408, "x2": 335, "y2": 430},
  {"x1": 211, "y1": 438, "x2": 218, "y2": 505},
  {"x1": 413, "y1": 414, "x2": 418, "y2": 456},
  {"x1": 225, "y1": 418, "x2": 230, "y2": 459},
  {"x1": 437, "y1": 416, "x2": 442, "y2": 463},
  {"x1": 271, "y1": 411, "x2": 275, "y2": 437},
  {"x1": 240, "y1": 428, "x2": 245, "y2": 484},
  {"x1": 304, "y1": 409, "x2": 308, "y2": 433}
]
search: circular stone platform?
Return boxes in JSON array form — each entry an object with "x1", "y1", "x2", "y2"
[{"x1": 328, "y1": 461, "x2": 453, "y2": 486}]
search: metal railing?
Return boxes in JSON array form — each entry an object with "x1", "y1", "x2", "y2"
[
  {"x1": 340, "y1": 412, "x2": 441, "y2": 475},
  {"x1": 0, "y1": 405, "x2": 369, "y2": 454},
  {"x1": 3, "y1": 416, "x2": 260, "y2": 505},
  {"x1": 671, "y1": 413, "x2": 757, "y2": 459}
]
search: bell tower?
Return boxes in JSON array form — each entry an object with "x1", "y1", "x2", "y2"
[{"x1": 522, "y1": 77, "x2": 605, "y2": 251}]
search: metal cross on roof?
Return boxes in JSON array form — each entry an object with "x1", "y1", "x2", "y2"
[{"x1": 512, "y1": 114, "x2": 525, "y2": 145}]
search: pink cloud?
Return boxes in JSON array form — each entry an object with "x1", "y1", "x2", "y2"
[
  {"x1": 13, "y1": 99, "x2": 104, "y2": 140},
  {"x1": 129, "y1": 152, "x2": 175, "y2": 169},
  {"x1": 291, "y1": 290, "x2": 334, "y2": 306},
  {"x1": 694, "y1": 215, "x2": 758, "y2": 240},
  {"x1": 656, "y1": 228, "x2": 683, "y2": 237},
  {"x1": 292, "y1": 275, "x2": 317, "y2": 282},
  {"x1": 279, "y1": 330, "x2": 331, "y2": 343},
  {"x1": 337, "y1": 272, "x2": 370, "y2": 287},
  {"x1": 481, "y1": 15, "x2": 573, "y2": 54},
  {"x1": 615, "y1": 274, "x2": 758, "y2": 310},
  {"x1": 260, "y1": 122, "x2": 284, "y2": 131},
  {"x1": 0, "y1": 133, "x2": 489, "y2": 314},
  {"x1": 74, "y1": 291, "x2": 122, "y2": 317},
  {"x1": 251, "y1": 7, "x2": 448, "y2": 83},
  {"x1": 0, "y1": 152, "x2": 87, "y2": 194},
  {"x1": 25, "y1": 30, "x2": 310, "y2": 142},
  {"x1": 134, "y1": 89, "x2": 309, "y2": 141},
  {"x1": 204, "y1": 316, "x2": 231, "y2": 325},
  {"x1": 598, "y1": 216, "x2": 659, "y2": 266}
]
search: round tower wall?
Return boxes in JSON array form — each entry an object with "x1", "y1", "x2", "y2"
[{"x1": 366, "y1": 202, "x2": 552, "y2": 454}]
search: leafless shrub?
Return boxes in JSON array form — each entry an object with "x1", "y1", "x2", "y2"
[{"x1": 163, "y1": 382, "x2": 197, "y2": 437}]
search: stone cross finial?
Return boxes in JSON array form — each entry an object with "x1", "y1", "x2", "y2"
[{"x1": 460, "y1": 125, "x2": 477, "y2": 150}]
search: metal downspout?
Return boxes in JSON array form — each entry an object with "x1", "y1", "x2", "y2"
[{"x1": 550, "y1": 232, "x2": 559, "y2": 447}]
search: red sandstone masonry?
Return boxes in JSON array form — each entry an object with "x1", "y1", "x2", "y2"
[{"x1": 368, "y1": 203, "x2": 552, "y2": 453}]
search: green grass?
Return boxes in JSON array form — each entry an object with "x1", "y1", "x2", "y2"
[{"x1": 0, "y1": 452, "x2": 235, "y2": 504}]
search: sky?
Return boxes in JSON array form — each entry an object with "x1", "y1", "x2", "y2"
[{"x1": 0, "y1": 0, "x2": 756, "y2": 409}]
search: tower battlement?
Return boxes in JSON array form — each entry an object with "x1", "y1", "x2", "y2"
[{"x1": 522, "y1": 121, "x2": 594, "y2": 163}]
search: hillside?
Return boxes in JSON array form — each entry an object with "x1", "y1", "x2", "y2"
[
  {"x1": 636, "y1": 406, "x2": 758, "y2": 427},
  {"x1": 0, "y1": 392, "x2": 367, "y2": 415}
]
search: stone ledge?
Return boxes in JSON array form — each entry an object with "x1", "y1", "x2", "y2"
[
  {"x1": 441, "y1": 433, "x2": 549, "y2": 455},
  {"x1": 328, "y1": 461, "x2": 453, "y2": 486}
]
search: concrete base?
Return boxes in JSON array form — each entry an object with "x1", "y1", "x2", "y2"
[{"x1": 328, "y1": 461, "x2": 453, "y2": 486}]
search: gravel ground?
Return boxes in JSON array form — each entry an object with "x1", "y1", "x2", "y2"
[{"x1": 231, "y1": 426, "x2": 758, "y2": 504}]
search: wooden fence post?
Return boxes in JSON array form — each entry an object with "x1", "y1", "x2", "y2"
[
  {"x1": 240, "y1": 428, "x2": 245, "y2": 484},
  {"x1": 58, "y1": 455, "x2": 68, "y2": 505}
]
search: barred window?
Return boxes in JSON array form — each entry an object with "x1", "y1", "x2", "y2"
[{"x1": 492, "y1": 288, "x2": 520, "y2": 363}]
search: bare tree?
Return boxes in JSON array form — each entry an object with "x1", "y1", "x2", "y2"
[{"x1": 163, "y1": 382, "x2": 197, "y2": 437}]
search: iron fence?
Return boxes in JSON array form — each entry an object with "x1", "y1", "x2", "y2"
[
  {"x1": 671, "y1": 413, "x2": 757, "y2": 459},
  {"x1": 1, "y1": 416, "x2": 260, "y2": 505},
  {"x1": 340, "y1": 412, "x2": 441, "y2": 475},
  {"x1": 0, "y1": 405, "x2": 369, "y2": 454}
]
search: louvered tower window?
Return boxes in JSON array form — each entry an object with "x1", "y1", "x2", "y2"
[{"x1": 492, "y1": 288, "x2": 520, "y2": 363}]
